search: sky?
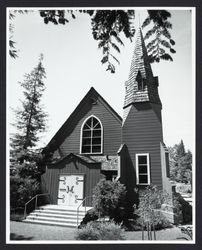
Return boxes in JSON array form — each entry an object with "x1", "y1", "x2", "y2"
[{"x1": 7, "y1": 8, "x2": 195, "y2": 152}]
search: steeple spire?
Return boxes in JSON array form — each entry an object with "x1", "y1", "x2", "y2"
[{"x1": 124, "y1": 28, "x2": 161, "y2": 108}]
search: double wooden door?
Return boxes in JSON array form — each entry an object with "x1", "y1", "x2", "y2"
[{"x1": 57, "y1": 174, "x2": 84, "y2": 206}]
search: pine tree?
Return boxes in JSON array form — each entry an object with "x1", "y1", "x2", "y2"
[
  {"x1": 10, "y1": 54, "x2": 47, "y2": 163},
  {"x1": 168, "y1": 140, "x2": 192, "y2": 184},
  {"x1": 176, "y1": 140, "x2": 186, "y2": 160},
  {"x1": 10, "y1": 55, "x2": 47, "y2": 211}
]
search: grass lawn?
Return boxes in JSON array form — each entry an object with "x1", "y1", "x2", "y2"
[{"x1": 9, "y1": 221, "x2": 191, "y2": 242}]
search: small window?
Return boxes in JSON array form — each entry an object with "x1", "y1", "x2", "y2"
[
  {"x1": 136, "y1": 70, "x2": 146, "y2": 91},
  {"x1": 81, "y1": 116, "x2": 103, "y2": 154},
  {"x1": 165, "y1": 152, "x2": 170, "y2": 178},
  {"x1": 136, "y1": 153, "x2": 150, "y2": 185}
]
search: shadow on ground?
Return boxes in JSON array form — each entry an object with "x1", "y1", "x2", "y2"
[{"x1": 10, "y1": 233, "x2": 33, "y2": 240}]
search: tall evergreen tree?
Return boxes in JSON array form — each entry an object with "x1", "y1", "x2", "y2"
[
  {"x1": 168, "y1": 140, "x2": 192, "y2": 184},
  {"x1": 176, "y1": 140, "x2": 186, "y2": 159},
  {"x1": 10, "y1": 55, "x2": 47, "y2": 211},
  {"x1": 10, "y1": 54, "x2": 47, "y2": 163}
]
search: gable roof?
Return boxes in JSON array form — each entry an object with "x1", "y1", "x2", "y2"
[
  {"x1": 49, "y1": 153, "x2": 118, "y2": 171},
  {"x1": 43, "y1": 87, "x2": 122, "y2": 153}
]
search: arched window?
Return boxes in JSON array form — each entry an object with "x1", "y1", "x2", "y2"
[{"x1": 81, "y1": 116, "x2": 103, "y2": 154}]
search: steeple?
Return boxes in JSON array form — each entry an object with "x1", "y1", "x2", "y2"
[{"x1": 124, "y1": 28, "x2": 161, "y2": 108}]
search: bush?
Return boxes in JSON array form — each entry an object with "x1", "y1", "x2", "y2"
[
  {"x1": 135, "y1": 210, "x2": 172, "y2": 230},
  {"x1": 174, "y1": 193, "x2": 192, "y2": 224},
  {"x1": 79, "y1": 208, "x2": 99, "y2": 228},
  {"x1": 92, "y1": 179, "x2": 126, "y2": 219},
  {"x1": 176, "y1": 183, "x2": 192, "y2": 194},
  {"x1": 10, "y1": 174, "x2": 40, "y2": 212},
  {"x1": 75, "y1": 221, "x2": 125, "y2": 240},
  {"x1": 10, "y1": 212, "x2": 24, "y2": 221},
  {"x1": 136, "y1": 185, "x2": 172, "y2": 229},
  {"x1": 75, "y1": 222, "x2": 100, "y2": 240},
  {"x1": 98, "y1": 221, "x2": 125, "y2": 240}
]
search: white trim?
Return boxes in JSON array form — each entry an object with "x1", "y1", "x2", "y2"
[
  {"x1": 80, "y1": 115, "x2": 103, "y2": 154},
  {"x1": 136, "y1": 153, "x2": 150, "y2": 185}
]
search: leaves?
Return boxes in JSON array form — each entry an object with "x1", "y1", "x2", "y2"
[
  {"x1": 9, "y1": 9, "x2": 176, "y2": 71},
  {"x1": 90, "y1": 10, "x2": 135, "y2": 73},
  {"x1": 142, "y1": 17, "x2": 151, "y2": 28},
  {"x1": 92, "y1": 179, "x2": 126, "y2": 217},
  {"x1": 168, "y1": 140, "x2": 192, "y2": 183},
  {"x1": 143, "y1": 10, "x2": 176, "y2": 63},
  {"x1": 111, "y1": 42, "x2": 120, "y2": 53},
  {"x1": 136, "y1": 185, "x2": 172, "y2": 226},
  {"x1": 39, "y1": 10, "x2": 77, "y2": 25},
  {"x1": 160, "y1": 53, "x2": 173, "y2": 61},
  {"x1": 170, "y1": 39, "x2": 175, "y2": 45},
  {"x1": 101, "y1": 56, "x2": 108, "y2": 64},
  {"x1": 10, "y1": 54, "x2": 47, "y2": 154}
]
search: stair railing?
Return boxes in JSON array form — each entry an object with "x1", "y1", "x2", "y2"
[
  {"x1": 77, "y1": 196, "x2": 92, "y2": 226},
  {"x1": 24, "y1": 193, "x2": 50, "y2": 219}
]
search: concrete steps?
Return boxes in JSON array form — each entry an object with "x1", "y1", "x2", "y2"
[{"x1": 23, "y1": 204, "x2": 92, "y2": 228}]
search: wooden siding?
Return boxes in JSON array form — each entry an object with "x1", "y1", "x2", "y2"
[
  {"x1": 41, "y1": 157, "x2": 105, "y2": 206},
  {"x1": 118, "y1": 144, "x2": 138, "y2": 206},
  {"x1": 160, "y1": 142, "x2": 172, "y2": 195},
  {"x1": 54, "y1": 94, "x2": 122, "y2": 157},
  {"x1": 122, "y1": 102, "x2": 163, "y2": 189}
]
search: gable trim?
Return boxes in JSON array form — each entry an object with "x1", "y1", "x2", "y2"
[{"x1": 43, "y1": 87, "x2": 122, "y2": 153}]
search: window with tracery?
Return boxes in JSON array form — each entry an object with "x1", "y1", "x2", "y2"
[{"x1": 81, "y1": 116, "x2": 102, "y2": 154}]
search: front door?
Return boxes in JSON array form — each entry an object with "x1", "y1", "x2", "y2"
[{"x1": 57, "y1": 174, "x2": 84, "y2": 206}]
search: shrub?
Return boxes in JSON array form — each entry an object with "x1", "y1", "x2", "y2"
[
  {"x1": 135, "y1": 210, "x2": 172, "y2": 230},
  {"x1": 174, "y1": 193, "x2": 192, "y2": 224},
  {"x1": 176, "y1": 183, "x2": 192, "y2": 194},
  {"x1": 98, "y1": 221, "x2": 125, "y2": 240},
  {"x1": 92, "y1": 179, "x2": 126, "y2": 219},
  {"x1": 10, "y1": 174, "x2": 40, "y2": 212},
  {"x1": 75, "y1": 222, "x2": 100, "y2": 240},
  {"x1": 75, "y1": 221, "x2": 125, "y2": 240},
  {"x1": 79, "y1": 208, "x2": 99, "y2": 227},
  {"x1": 136, "y1": 185, "x2": 172, "y2": 229},
  {"x1": 10, "y1": 212, "x2": 24, "y2": 221}
]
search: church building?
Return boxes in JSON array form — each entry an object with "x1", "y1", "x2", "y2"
[{"x1": 41, "y1": 28, "x2": 173, "y2": 208}]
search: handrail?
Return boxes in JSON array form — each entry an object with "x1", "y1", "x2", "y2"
[
  {"x1": 24, "y1": 193, "x2": 50, "y2": 219},
  {"x1": 77, "y1": 196, "x2": 92, "y2": 226}
]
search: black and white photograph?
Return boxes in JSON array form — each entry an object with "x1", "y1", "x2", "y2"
[{"x1": 7, "y1": 7, "x2": 195, "y2": 243}]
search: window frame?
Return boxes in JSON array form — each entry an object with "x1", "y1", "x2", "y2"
[
  {"x1": 80, "y1": 115, "x2": 103, "y2": 155},
  {"x1": 136, "y1": 153, "x2": 150, "y2": 185}
]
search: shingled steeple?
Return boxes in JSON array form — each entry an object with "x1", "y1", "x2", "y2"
[{"x1": 124, "y1": 28, "x2": 161, "y2": 108}]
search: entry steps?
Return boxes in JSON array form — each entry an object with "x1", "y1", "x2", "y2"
[{"x1": 23, "y1": 204, "x2": 92, "y2": 228}]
